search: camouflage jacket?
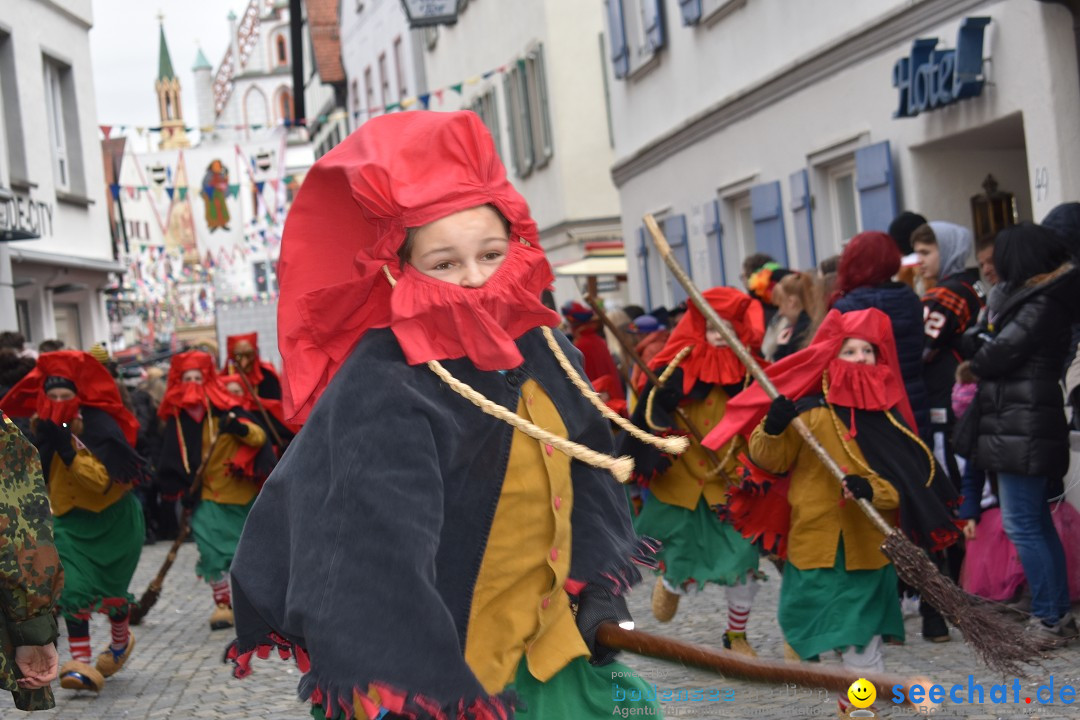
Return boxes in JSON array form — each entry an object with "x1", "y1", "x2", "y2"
[{"x1": 1, "y1": 412, "x2": 64, "y2": 711}]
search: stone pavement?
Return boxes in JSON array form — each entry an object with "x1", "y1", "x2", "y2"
[{"x1": 14, "y1": 541, "x2": 1080, "y2": 719}]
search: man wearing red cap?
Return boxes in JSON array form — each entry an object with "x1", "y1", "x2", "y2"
[{"x1": 1, "y1": 351, "x2": 148, "y2": 693}]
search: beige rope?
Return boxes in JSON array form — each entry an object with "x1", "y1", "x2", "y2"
[
  {"x1": 380, "y1": 265, "x2": 633, "y2": 484},
  {"x1": 425, "y1": 359, "x2": 634, "y2": 483},
  {"x1": 644, "y1": 345, "x2": 693, "y2": 432},
  {"x1": 540, "y1": 326, "x2": 688, "y2": 456}
]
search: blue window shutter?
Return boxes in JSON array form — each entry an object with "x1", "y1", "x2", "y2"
[
  {"x1": 679, "y1": 0, "x2": 703, "y2": 25},
  {"x1": 606, "y1": 0, "x2": 630, "y2": 79},
  {"x1": 663, "y1": 215, "x2": 690, "y2": 304},
  {"x1": 703, "y1": 199, "x2": 726, "y2": 285},
  {"x1": 750, "y1": 181, "x2": 789, "y2": 267},
  {"x1": 637, "y1": 226, "x2": 653, "y2": 311},
  {"x1": 855, "y1": 141, "x2": 898, "y2": 233},
  {"x1": 643, "y1": 0, "x2": 665, "y2": 51},
  {"x1": 788, "y1": 169, "x2": 816, "y2": 269}
]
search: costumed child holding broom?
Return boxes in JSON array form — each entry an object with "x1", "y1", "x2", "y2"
[
  {"x1": 156, "y1": 351, "x2": 274, "y2": 631},
  {"x1": 0, "y1": 351, "x2": 148, "y2": 693},
  {"x1": 226, "y1": 111, "x2": 677, "y2": 720},
  {"x1": 617, "y1": 287, "x2": 767, "y2": 657},
  {"x1": 705, "y1": 308, "x2": 962, "y2": 717}
]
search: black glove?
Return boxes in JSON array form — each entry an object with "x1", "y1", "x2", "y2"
[
  {"x1": 219, "y1": 414, "x2": 248, "y2": 437},
  {"x1": 653, "y1": 384, "x2": 681, "y2": 412},
  {"x1": 842, "y1": 474, "x2": 873, "y2": 501},
  {"x1": 574, "y1": 584, "x2": 632, "y2": 666},
  {"x1": 763, "y1": 395, "x2": 798, "y2": 436},
  {"x1": 38, "y1": 420, "x2": 76, "y2": 464}
]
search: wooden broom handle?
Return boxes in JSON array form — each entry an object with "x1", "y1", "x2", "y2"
[{"x1": 643, "y1": 214, "x2": 894, "y2": 536}]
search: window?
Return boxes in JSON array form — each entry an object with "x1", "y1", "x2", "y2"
[
  {"x1": 378, "y1": 53, "x2": 390, "y2": 108},
  {"x1": 470, "y1": 87, "x2": 501, "y2": 159},
  {"x1": 364, "y1": 66, "x2": 375, "y2": 115},
  {"x1": 393, "y1": 37, "x2": 407, "y2": 99},
  {"x1": 0, "y1": 31, "x2": 27, "y2": 183},
  {"x1": 725, "y1": 193, "x2": 755, "y2": 273},
  {"x1": 42, "y1": 58, "x2": 69, "y2": 190},
  {"x1": 253, "y1": 261, "x2": 272, "y2": 294},
  {"x1": 53, "y1": 303, "x2": 82, "y2": 350},
  {"x1": 503, "y1": 44, "x2": 554, "y2": 178},
  {"x1": 275, "y1": 35, "x2": 288, "y2": 66},
  {"x1": 606, "y1": 0, "x2": 664, "y2": 79},
  {"x1": 278, "y1": 89, "x2": 293, "y2": 123},
  {"x1": 828, "y1": 161, "x2": 861, "y2": 246}
]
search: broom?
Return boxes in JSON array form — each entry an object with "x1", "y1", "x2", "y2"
[
  {"x1": 642, "y1": 213, "x2": 1042, "y2": 675},
  {"x1": 597, "y1": 623, "x2": 936, "y2": 713},
  {"x1": 130, "y1": 413, "x2": 233, "y2": 625}
]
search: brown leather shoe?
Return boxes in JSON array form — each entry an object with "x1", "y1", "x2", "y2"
[
  {"x1": 59, "y1": 660, "x2": 105, "y2": 692},
  {"x1": 651, "y1": 577, "x2": 679, "y2": 622},
  {"x1": 95, "y1": 632, "x2": 135, "y2": 677},
  {"x1": 210, "y1": 603, "x2": 234, "y2": 630}
]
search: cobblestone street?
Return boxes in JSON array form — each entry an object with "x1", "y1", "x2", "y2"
[{"x1": 15, "y1": 541, "x2": 1080, "y2": 720}]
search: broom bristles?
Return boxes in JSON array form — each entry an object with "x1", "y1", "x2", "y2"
[{"x1": 883, "y1": 532, "x2": 1044, "y2": 675}]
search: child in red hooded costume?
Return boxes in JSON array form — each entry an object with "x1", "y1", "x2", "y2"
[
  {"x1": 223, "y1": 333, "x2": 298, "y2": 455},
  {"x1": 617, "y1": 287, "x2": 766, "y2": 656},
  {"x1": 705, "y1": 309, "x2": 960, "y2": 714},
  {"x1": 226, "y1": 111, "x2": 673, "y2": 720},
  {"x1": 1, "y1": 351, "x2": 148, "y2": 693},
  {"x1": 156, "y1": 351, "x2": 272, "y2": 631}
]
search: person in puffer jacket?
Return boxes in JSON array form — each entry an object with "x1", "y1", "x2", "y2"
[{"x1": 965, "y1": 222, "x2": 1080, "y2": 644}]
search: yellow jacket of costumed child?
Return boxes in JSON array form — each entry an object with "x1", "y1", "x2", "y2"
[{"x1": 748, "y1": 405, "x2": 898, "y2": 571}]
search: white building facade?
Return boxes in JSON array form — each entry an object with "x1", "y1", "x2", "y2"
[
  {"x1": 605, "y1": 0, "x2": 1080, "y2": 309},
  {"x1": 0, "y1": 0, "x2": 121, "y2": 350}
]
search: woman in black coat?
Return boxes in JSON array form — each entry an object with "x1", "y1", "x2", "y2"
[{"x1": 965, "y1": 223, "x2": 1079, "y2": 640}]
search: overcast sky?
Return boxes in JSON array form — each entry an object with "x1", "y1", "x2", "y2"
[{"x1": 89, "y1": 0, "x2": 250, "y2": 135}]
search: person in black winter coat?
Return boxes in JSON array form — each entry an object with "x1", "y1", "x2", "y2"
[
  {"x1": 830, "y1": 231, "x2": 930, "y2": 436},
  {"x1": 964, "y1": 222, "x2": 1079, "y2": 641}
]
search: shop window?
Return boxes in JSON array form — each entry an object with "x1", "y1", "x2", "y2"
[
  {"x1": 470, "y1": 87, "x2": 502, "y2": 160},
  {"x1": 393, "y1": 37, "x2": 407, "y2": 99},
  {"x1": 828, "y1": 160, "x2": 861, "y2": 246}
]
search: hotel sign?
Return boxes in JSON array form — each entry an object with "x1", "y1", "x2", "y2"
[{"x1": 893, "y1": 17, "x2": 990, "y2": 118}]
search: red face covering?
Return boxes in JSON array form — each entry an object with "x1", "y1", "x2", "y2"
[
  {"x1": 36, "y1": 395, "x2": 81, "y2": 426},
  {"x1": 277, "y1": 111, "x2": 561, "y2": 423},
  {"x1": 825, "y1": 358, "x2": 898, "y2": 412}
]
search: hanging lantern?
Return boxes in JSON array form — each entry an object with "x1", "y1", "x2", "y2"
[{"x1": 970, "y1": 174, "x2": 1018, "y2": 242}]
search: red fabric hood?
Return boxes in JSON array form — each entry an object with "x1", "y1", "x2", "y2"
[
  {"x1": 0, "y1": 350, "x2": 139, "y2": 446},
  {"x1": 646, "y1": 287, "x2": 765, "y2": 393},
  {"x1": 702, "y1": 308, "x2": 915, "y2": 450},
  {"x1": 158, "y1": 350, "x2": 238, "y2": 419}
]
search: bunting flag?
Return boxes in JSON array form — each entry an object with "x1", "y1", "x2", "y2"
[
  {"x1": 450, "y1": 83, "x2": 463, "y2": 95},
  {"x1": 178, "y1": 187, "x2": 188, "y2": 201},
  {"x1": 419, "y1": 93, "x2": 431, "y2": 109},
  {"x1": 109, "y1": 184, "x2": 121, "y2": 200},
  {"x1": 227, "y1": 184, "x2": 240, "y2": 198},
  {"x1": 165, "y1": 187, "x2": 175, "y2": 200},
  {"x1": 100, "y1": 125, "x2": 113, "y2": 140}
]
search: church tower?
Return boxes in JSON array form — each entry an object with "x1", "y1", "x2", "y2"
[{"x1": 155, "y1": 16, "x2": 191, "y2": 150}]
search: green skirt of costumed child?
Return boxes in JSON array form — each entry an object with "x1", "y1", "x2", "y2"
[
  {"x1": 52, "y1": 491, "x2": 144, "y2": 620},
  {"x1": 310, "y1": 656, "x2": 664, "y2": 720},
  {"x1": 633, "y1": 496, "x2": 759, "y2": 588},
  {"x1": 779, "y1": 540, "x2": 905, "y2": 660},
  {"x1": 191, "y1": 497, "x2": 256, "y2": 583}
]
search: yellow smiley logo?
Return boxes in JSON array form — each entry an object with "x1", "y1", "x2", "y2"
[{"x1": 848, "y1": 678, "x2": 876, "y2": 708}]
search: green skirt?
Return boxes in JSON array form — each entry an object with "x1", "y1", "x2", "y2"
[
  {"x1": 633, "y1": 496, "x2": 758, "y2": 588},
  {"x1": 779, "y1": 541, "x2": 905, "y2": 660},
  {"x1": 311, "y1": 656, "x2": 663, "y2": 720},
  {"x1": 191, "y1": 498, "x2": 254, "y2": 583},
  {"x1": 53, "y1": 492, "x2": 143, "y2": 620}
]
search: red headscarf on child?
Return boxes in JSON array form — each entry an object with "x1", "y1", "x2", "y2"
[
  {"x1": 702, "y1": 308, "x2": 915, "y2": 450},
  {"x1": 158, "y1": 350, "x2": 238, "y2": 419},
  {"x1": 225, "y1": 332, "x2": 280, "y2": 387},
  {"x1": 646, "y1": 287, "x2": 765, "y2": 394},
  {"x1": 1, "y1": 350, "x2": 139, "y2": 445},
  {"x1": 277, "y1": 111, "x2": 560, "y2": 422}
]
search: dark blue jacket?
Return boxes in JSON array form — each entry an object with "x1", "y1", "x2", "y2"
[{"x1": 833, "y1": 282, "x2": 930, "y2": 435}]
